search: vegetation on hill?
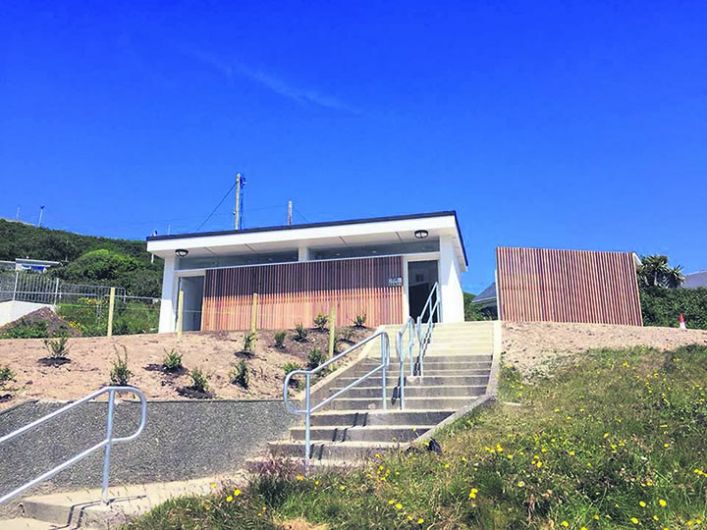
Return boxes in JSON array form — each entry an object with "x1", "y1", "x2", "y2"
[
  {"x1": 125, "y1": 345, "x2": 707, "y2": 529},
  {"x1": 639, "y1": 254, "x2": 707, "y2": 330},
  {"x1": 0, "y1": 219, "x2": 162, "y2": 297},
  {"x1": 464, "y1": 292, "x2": 496, "y2": 321}
]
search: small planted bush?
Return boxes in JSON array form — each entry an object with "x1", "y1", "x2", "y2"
[
  {"x1": 243, "y1": 331, "x2": 257, "y2": 355},
  {"x1": 110, "y1": 348, "x2": 132, "y2": 385},
  {"x1": 313, "y1": 313, "x2": 329, "y2": 332},
  {"x1": 339, "y1": 326, "x2": 354, "y2": 343},
  {"x1": 353, "y1": 313, "x2": 367, "y2": 328},
  {"x1": 43, "y1": 336, "x2": 70, "y2": 360},
  {"x1": 0, "y1": 365, "x2": 15, "y2": 386},
  {"x1": 162, "y1": 349, "x2": 183, "y2": 372},
  {"x1": 189, "y1": 368, "x2": 209, "y2": 393},
  {"x1": 273, "y1": 330, "x2": 287, "y2": 349},
  {"x1": 282, "y1": 362, "x2": 302, "y2": 388},
  {"x1": 307, "y1": 348, "x2": 327, "y2": 370},
  {"x1": 293, "y1": 323, "x2": 308, "y2": 342},
  {"x1": 231, "y1": 360, "x2": 249, "y2": 388}
]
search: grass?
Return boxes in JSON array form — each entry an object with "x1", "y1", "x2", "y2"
[{"x1": 124, "y1": 345, "x2": 707, "y2": 529}]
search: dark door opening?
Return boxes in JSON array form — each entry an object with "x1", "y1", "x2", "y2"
[
  {"x1": 179, "y1": 276, "x2": 204, "y2": 331},
  {"x1": 408, "y1": 260, "x2": 439, "y2": 321}
]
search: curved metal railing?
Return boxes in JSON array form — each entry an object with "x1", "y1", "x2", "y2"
[
  {"x1": 0, "y1": 386, "x2": 147, "y2": 505},
  {"x1": 415, "y1": 282, "x2": 440, "y2": 378},
  {"x1": 283, "y1": 330, "x2": 391, "y2": 465},
  {"x1": 395, "y1": 316, "x2": 416, "y2": 409}
]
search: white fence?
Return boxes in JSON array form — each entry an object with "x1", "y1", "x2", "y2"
[{"x1": 0, "y1": 271, "x2": 126, "y2": 305}]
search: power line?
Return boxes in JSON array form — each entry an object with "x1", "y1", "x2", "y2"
[{"x1": 195, "y1": 182, "x2": 237, "y2": 231}]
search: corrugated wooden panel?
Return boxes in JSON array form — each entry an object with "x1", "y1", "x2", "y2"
[
  {"x1": 201, "y1": 256, "x2": 404, "y2": 331},
  {"x1": 497, "y1": 247, "x2": 642, "y2": 326}
]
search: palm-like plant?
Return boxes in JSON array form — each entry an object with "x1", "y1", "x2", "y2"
[{"x1": 637, "y1": 255, "x2": 684, "y2": 288}]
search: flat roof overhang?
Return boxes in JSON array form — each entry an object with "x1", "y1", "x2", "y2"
[{"x1": 147, "y1": 211, "x2": 468, "y2": 271}]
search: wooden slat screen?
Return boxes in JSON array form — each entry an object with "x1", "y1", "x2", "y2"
[
  {"x1": 201, "y1": 256, "x2": 404, "y2": 331},
  {"x1": 496, "y1": 247, "x2": 642, "y2": 326}
]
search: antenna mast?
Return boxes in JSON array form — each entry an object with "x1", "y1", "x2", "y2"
[{"x1": 287, "y1": 200, "x2": 293, "y2": 226}]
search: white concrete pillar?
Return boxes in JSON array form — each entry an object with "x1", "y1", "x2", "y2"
[
  {"x1": 298, "y1": 246, "x2": 310, "y2": 261},
  {"x1": 439, "y1": 236, "x2": 464, "y2": 322},
  {"x1": 158, "y1": 256, "x2": 178, "y2": 333}
]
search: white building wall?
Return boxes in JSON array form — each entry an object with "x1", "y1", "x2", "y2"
[
  {"x1": 0, "y1": 301, "x2": 54, "y2": 326},
  {"x1": 439, "y1": 235, "x2": 465, "y2": 322},
  {"x1": 158, "y1": 256, "x2": 177, "y2": 333}
]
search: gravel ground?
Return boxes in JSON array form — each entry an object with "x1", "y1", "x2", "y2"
[{"x1": 502, "y1": 321, "x2": 707, "y2": 376}]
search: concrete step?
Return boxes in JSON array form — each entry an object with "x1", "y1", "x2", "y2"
[
  {"x1": 18, "y1": 477, "x2": 220, "y2": 528},
  {"x1": 362, "y1": 354, "x2": 493, "y2": 364},
  {"x1": 334, "y1": 374, "x2": 490, "y2": 386},
  {"x1": 329, "y1": 384, "x2": 486, "y2": 399},
  {"x1": 289, "y1": 424, "x2": 433, "y2": 443},
  {"x1": 0, "y1": 518, "x2": 66, "y2": 530},
  {"x1": 309, "y1": 409, "x2": 455, "y2": 427},
  {"x1": 319, "y1": 395, "x2": 478, "y2": 411},
  {"x1": 268, "y1": 440, "x2": 403, "y2": 461},
  {"x1": 357, "y1": 360, "x2": 492, "y2": 371}
]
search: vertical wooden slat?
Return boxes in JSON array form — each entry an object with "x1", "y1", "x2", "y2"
[
  {"x1": 201, "y1": 256, "x2": 404, "y2": 331},
  {"x1": 496, "y1": 247, "x2": 642, "y2": 326}
]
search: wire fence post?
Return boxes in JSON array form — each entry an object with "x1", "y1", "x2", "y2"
[
  {"x1": 176, "y1": 288, "x2": 184, "y2": 338},
  {"x1": 328, "y1": 307, "x2": 336, "y2": 358},
  {"x1": 106, "y1": 287, "x2": 116, "y2": 338},
  {"x1": 250, "y1": 292, "x2": 259, "y2": 334}
]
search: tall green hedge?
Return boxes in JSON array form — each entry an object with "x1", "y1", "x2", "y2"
[{"x1": 641, "y1": 286, "x2": 707, "y2": 329}]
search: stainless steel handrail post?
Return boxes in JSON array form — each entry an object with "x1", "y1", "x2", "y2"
[
  {"x1": 0, "y1": 386, "x2": 147, "y2": 506},
  {"x1": 304, "y1": 372, "x2": 311, "y2": 466},
  {"x1": 101, "y1": 388, "x2": 116, "y2": 504}
]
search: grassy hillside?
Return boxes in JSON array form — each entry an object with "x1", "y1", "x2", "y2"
[
  {"x1": 126, "y1": 345, "x2": 707, "y2": 530},
  {"x1": 0, "y1": 219, "x2": 162, "y2": 297},
  {"x1": 0, "y1": 219, "x2": 151, "y2": 264}
]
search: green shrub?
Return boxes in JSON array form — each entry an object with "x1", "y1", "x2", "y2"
[
  {"x1": 57, "y1": 298, "x2": 158, "y2": 337},
  {"x1": 162, "y1": 349, "x2": 183, "y2": 372},
  {"x1": 352, "y1": 313, "x2": 367, "y2": 328},
  {"x1": 282, "y1": 362, "x2": 302, "y2": 379},
  {"x1": 293, "y1": 323, "x2": 308, "y2": 342},
  {"x1": 641, "y1": 286, "x2": 707, "y2": 329},
  {"x1": 231, "y1": 360, "x2": 249, "y2": 388},
  {"x1": 43, "y1": 336, "x2": 69, "y2": 359},
  {"x1": 243, "y1": 331, "x2": 257, "y2": 354},
  {"x1": 0, "y1": 365, "x2": 15, "y2": 386},
  {"x1": 273, "y1": 330, "x2": 287, "y2": 349},
  {"x1": 189, "y1": 368, "x2": 209, "y2": 393},
  {"x1": 307, "y1": 348, "x2": 326, "y2": 370},
  {"x1": 313, "y1": 313, "x2": 328, "y2": 332},
  {"x1": 0, "y1": 319, "x2": 49, "y2": 339},
  {"x1": 109, "y1": 348, "x2": 132, "y2": 385}
]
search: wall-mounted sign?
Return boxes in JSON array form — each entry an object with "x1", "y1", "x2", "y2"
[{"x1": 387, "y1": 277, "x2": 403, "y2": 287}]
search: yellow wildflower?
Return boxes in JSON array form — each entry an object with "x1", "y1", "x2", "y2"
[
  {"x1": 561, "y1": 521, "x2": 569, "y2": 527},
  {"x1": 659, "y1": 499, "x2": 667, "y2": 507},
  {"x1": 233, "y1": 488, "x2": 241, "y2": 496},
  {"x1": 631, "y1": 517, "x2": 640, "y2": 524},
  {"x1": 226, "y1": 495, "x2": 234, "y2": 502}
]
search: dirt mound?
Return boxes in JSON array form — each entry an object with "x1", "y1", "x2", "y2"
[
  {"x1": 0, "y1": 307, "x2": 79, "y2": 338},
  {"x1": 0, "y1": 326, "x2": 372, "y2": 409}
]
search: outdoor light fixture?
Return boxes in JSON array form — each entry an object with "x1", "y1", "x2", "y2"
[
  {"x1": 175, "y1": 249, "x2": 189, "y2": 257},
  {"x1": 414, "y1": 230, "x2": 429, "y2": 239}
]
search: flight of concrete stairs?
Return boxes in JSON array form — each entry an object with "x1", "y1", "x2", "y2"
[{"x1": 256, "y1": 321, "x2": 497, "y2": 468}]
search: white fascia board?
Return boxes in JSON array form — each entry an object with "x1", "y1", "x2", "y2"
[{"x1": 148, "y1": 215, "x2": 466, "y2": 269}]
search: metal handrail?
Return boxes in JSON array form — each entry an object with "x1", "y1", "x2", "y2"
[
  {"x1": 415, "y1": 282, "x2": 440, "y2": 377},
  {"x1": 395, "y1": 316, "x2": 416, "y2": 409},
  {"x1": 0, "y1": 386, "x2": 147, "y2": 505},
  {"x1": 283, "y1": 330, "x2": 391, "y2": 466}
]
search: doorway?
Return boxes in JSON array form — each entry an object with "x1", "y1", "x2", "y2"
[
  {"x1": 179, "y1": 276, "x2": 204, "y2": 331},
  {"x1": 407, "y1": 260, "x2": 439, "y2": 321}
]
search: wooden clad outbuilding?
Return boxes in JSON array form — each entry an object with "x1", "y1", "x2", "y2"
[{"x1": 496, "y1": 247, "x2": 642, "y2": 326}]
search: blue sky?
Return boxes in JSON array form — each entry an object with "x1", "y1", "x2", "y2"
[{"x1": 1, "y1": 0, "x2": 706, "y2": 293}]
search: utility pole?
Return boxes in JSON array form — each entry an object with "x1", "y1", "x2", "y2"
[
  {"x1": 287, "y1": 200, "x2": 293, "y2": 226},
  {"x1": 37, "y1": 205, "x2": 45, "y2": 227},
  {"x1": 234, "y1": 173, "x2": 246, "y2": 230}
]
